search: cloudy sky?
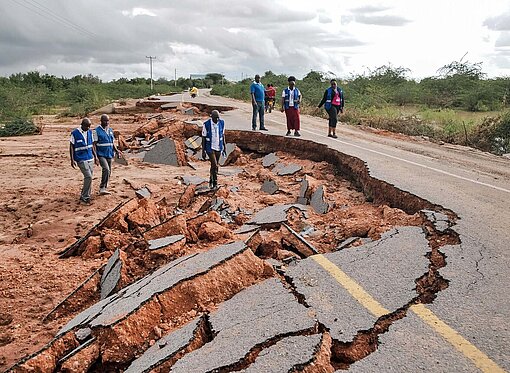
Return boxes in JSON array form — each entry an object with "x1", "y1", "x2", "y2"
[{"x1": 1, "y1": 0, "x2": 509, "y2": 81}]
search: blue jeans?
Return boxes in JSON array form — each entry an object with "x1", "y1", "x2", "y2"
[{"x1": 252, "y1": 101, "x2": 265, "y2": 129}]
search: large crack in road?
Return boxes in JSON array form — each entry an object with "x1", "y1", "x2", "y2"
[{"x1": 6, "y1": 101, "x2": 461, "y2": 373}]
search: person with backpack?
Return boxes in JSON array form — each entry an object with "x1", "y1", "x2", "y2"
[{"x1": 318, "y1": 79, "x2": 344, "y2": 138}]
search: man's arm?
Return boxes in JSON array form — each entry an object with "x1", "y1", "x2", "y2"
[{"x1": 69, "y1": 143, "x2": 76, "y2": 168}]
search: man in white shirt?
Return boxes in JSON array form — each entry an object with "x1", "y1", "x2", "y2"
[{"x1": 201, "y1": 110, "x2": 226, "y2": 189}]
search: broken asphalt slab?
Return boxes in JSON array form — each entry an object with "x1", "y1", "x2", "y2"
[
  {"x1": 168, "y1": 278, "x2": 317, "y2": 373},
  {"x1": 143, "y1": 137, "x2": 180, "y2": 166},
  {"x1": 246, "y1": 204, "x2": 308, "y2": 226},
  {"x1": 125, "y1": 316, "x2": 205, "y2": 373},
  {"x1": 100, "y1": 249, "x2": 122, "y2": 300},
  {"x1": 273, "y1": 163, "x2": 302, "y2": 176},
  {"x1": 148, "y1": 235, "x2": 185, "y2": 251},
  {"x1": 286, "y1": 226, "x2": 430, "y2": 342},
  {"x1": 262, "y1": 152, "x2": 279, "y2": 168},
  {"x1": 261, "y1": 179, "x2": 279, "y2": 195}
]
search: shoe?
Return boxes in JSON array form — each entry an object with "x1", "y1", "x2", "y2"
[
  {"x1": 286, "y1": 130, "x2": 291, "y2": 136},
  {"x1": 252, "y1": 127, "x2": 256, "y2": 131},
  {"x1": 332, "y1": 134, "x2": 338, "y2": 138},
  {"x1": 99, "y1": 188, "x2": 111, "y2": 195},
  {"x1": 294, "y1": 131, "x2": 301, "y2": 137},
  {"x1": 260, "y1": 127, "x2": 268, "y2": 131},
  {"x1": 79, "y1": 198, "x2": 91, "y2": 205},
  {"x1": 328, "y1": 134, "x2": 333, "y2": 137}
]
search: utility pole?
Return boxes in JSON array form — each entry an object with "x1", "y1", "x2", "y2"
[
  {"x1": 174, "y1": 68, "x2": 177, "y2": 87},
  {"x1": 146, "y1": 56, "x2": 156, "y2": 90}
]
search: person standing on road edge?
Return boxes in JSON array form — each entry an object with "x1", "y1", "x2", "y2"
[
  {"x1": 202, "y1": 110, "x2": 226, "y2": 189},
  {"x1": 93, "y1": 114, "x2": 121, "y2": 195},
  {"x1": 281, "y1": 76, "x2": 302, "y2": 137},
  {"x1": 318, "y1": 79, "x2": 344, "y2": 138},
  {"x1": 250, "y1": 74, "x2": 267, "y2": 131},
  {"x1": 69, "y1": 117, "x2": 98, "y2": 204}
]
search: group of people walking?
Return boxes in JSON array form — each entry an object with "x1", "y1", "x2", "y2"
[
  {"x1": 70, "y1": 75, "x2": 345, "y2": 202},
  {"x1": 251, "y1": 75, "x2": 344, "y2": 138},
  {"x1": 69, "y1": 114, "x2": 121, "y2": 204}
]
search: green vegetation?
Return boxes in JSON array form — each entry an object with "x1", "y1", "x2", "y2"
[
  {"x1": 1, "y1": 62, "x2": 509, "y2": 154},
  {"x1": 0, "y1": 72, "x2": 217, "y2": 136},
  {"x1": 211, "y1": 60, "x2": 510, "y2": 155}
]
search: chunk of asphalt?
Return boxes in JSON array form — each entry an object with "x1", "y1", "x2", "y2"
[
  {"x1": 310, "y1": 185, "x2": 329, "y2": 214},
  {"x1": 169, "y1": 278, "x2": 317, "y2": 373},
  {"x1": 422, "y1": 209, "x2": 450, "y2": 233},
  {"x1": 240, "y1": 334, "x2": 323, "y2": 373},
  {"x1": 184, "y1": 135, "x2": 202, "y2": 150},
  {"x1": 160, "y1": 102, "x2": 179, "y2": 110},
  {"x1": 336, "y1": 236, "x2": 360, "y2": 250},
  {"x1": 234, "y1": 225, "x2": 260, "y2": 234},
  {"x1": 261, "y1": 180, "x2": 279, "y2": 195},
  {"x1": 100, "y1": 249, "x2": 122, "y2": 300},
  {"x1": 274, "y1": 163, "x2": 302, "y2": 176},
  {"x1": 184, "y1": 107, "x2": 195, "y2": 115},
  {"x1": 148, "y1": 235, "x2": 185, "y2": 251},
  {"x1": 246, "y1": 204, "x2": 308, "y2": 226},
  {"x1": 58, "y1": 241, "x2": 251, "y2": 336},
  {"x1": 135, "y1": 187, "x2": 151, "y2": 199},
  {"x1": 219, "y1": 143, "x2": 236, "y2": 166},
  {"x1": 262, "y1": 153, "x2": 279, "y2": 168},
  {"x1": 299, "y1": 178, "x2": 308, "y2": 198},
  {"x1": 296, "y1": 196, "x2": 308, "y2": 205},
  {"x1": 114, "y1": 156, "x2": 128, "y2": 166},
  {"x1": 57, "y1": 338, "x2": 96, "y2": 367},
  {"x1": 218, "y1": 167, "x2": 244, "y2": 176},
  {"x1": 281, "y1": 223, "x2": 318, "y2": 256},
  {"x1": 286, "y1": 227, "x2": 430, "y2": 342},
  {"x1": 125, "y1": 316, "x2": 204, "y2": 373},
  {"x1": 181, "y1": 175, "x2": 208, "y2": 186},
  {"x1": 143, "y1": 137, "x2": 180, "y2": 166},
  {"x1": 75, "y1": 327, "x2": 92, "y2": 342}
]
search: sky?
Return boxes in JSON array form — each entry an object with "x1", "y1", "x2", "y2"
[{"x1": 1, "y1": 0, "x2": 509, "y2": 82}]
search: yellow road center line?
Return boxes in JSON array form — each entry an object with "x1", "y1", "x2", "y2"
[
  {"x1": 312, "y1": 254, "x2": 507, "y2": 373},
  {"x1": 410, "y1": 303, "x2": 506, "y2": 373}
]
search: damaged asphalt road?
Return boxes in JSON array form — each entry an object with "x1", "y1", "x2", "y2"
[{"x1": 3, "y1": 92, "x2": 510, "y2": 372}]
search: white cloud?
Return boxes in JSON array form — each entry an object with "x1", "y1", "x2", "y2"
[{"x1": 121, "y1": 7, "x2": 157, "y2": 18}]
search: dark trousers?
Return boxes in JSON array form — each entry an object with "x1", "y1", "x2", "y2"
[
  {"x1": 207, "y1": 150, "x2": 221, "y2": 186},
  {"x1": 327, "y1": 105, "x2": 341, "y2": 128},
  {"x1": 98, "y1": 156, "x2": 112, "y2": 189},
  {"x1": 252, "y1": 101, "x2": 265, "y2": 129}
]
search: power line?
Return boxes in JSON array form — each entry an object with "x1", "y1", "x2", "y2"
[
  {"x1": 26, "y1": 0, "x2": 98, "y2": 39},
  {"x1": 8, "y1": 0, "x2": 97, "y2": 40}
]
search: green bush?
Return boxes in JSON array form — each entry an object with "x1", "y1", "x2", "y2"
[{"x1": 0, "y1": 117, "x2": 40, "y2": 137}]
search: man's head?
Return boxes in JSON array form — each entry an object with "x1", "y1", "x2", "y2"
[
  {"x1": 288, "y1": 76, "x2": 296, "y2": 88},
  {"x1": 255, "y1": 74, "x2": 260, "y2": 83},
  {"x1": 81, "y1": 118, "x2": 91, "y2": 131},
  {"x1": 211, "y1": 110, "x2": 220, "y2": 123},
  {"x1": 330, "y1": 79, "x2": 337, "y2": 89},
  {"x1": 100, "y1": 114, "x2": 109, "y2": 127}
]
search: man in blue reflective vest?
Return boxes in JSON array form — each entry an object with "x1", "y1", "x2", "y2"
[
  {"x1": 69, "y1": 117, "x2": 98, "y2": 204},
  {"x1": 93, "y1": 114, "x2": 121, "y2": 195},
  {"x1": 318, "y1": 79, "x2": 345, "y2": 138},
  {"x1": 201, "y1": 110, "x2": 226, "y2": 189}
]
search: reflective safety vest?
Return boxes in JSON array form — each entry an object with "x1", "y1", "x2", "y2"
[
  {"x1": 325, "y1": 87, "x2": 344, "y2": 110},
  {"x1": 203, "y1": 119, "x2": 224, "y2": 153},
  {"x1": 71, "y1": 128, "x2": 93, "y2": 162},
  {"x1": 283, "y1": 88, "x2": 300, "y2": 109},
  {"x1": 95, "y1": 125, "x2": 115, "y2": 158}
]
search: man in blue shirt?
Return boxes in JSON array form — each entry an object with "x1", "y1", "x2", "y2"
[{"x1": 250, "y1": 74, "x2": 267, "y2": 131}]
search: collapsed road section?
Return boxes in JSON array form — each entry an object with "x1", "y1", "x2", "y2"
[{"x1": 6, "y1": 102, "x2": 460, "y2": 372}]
